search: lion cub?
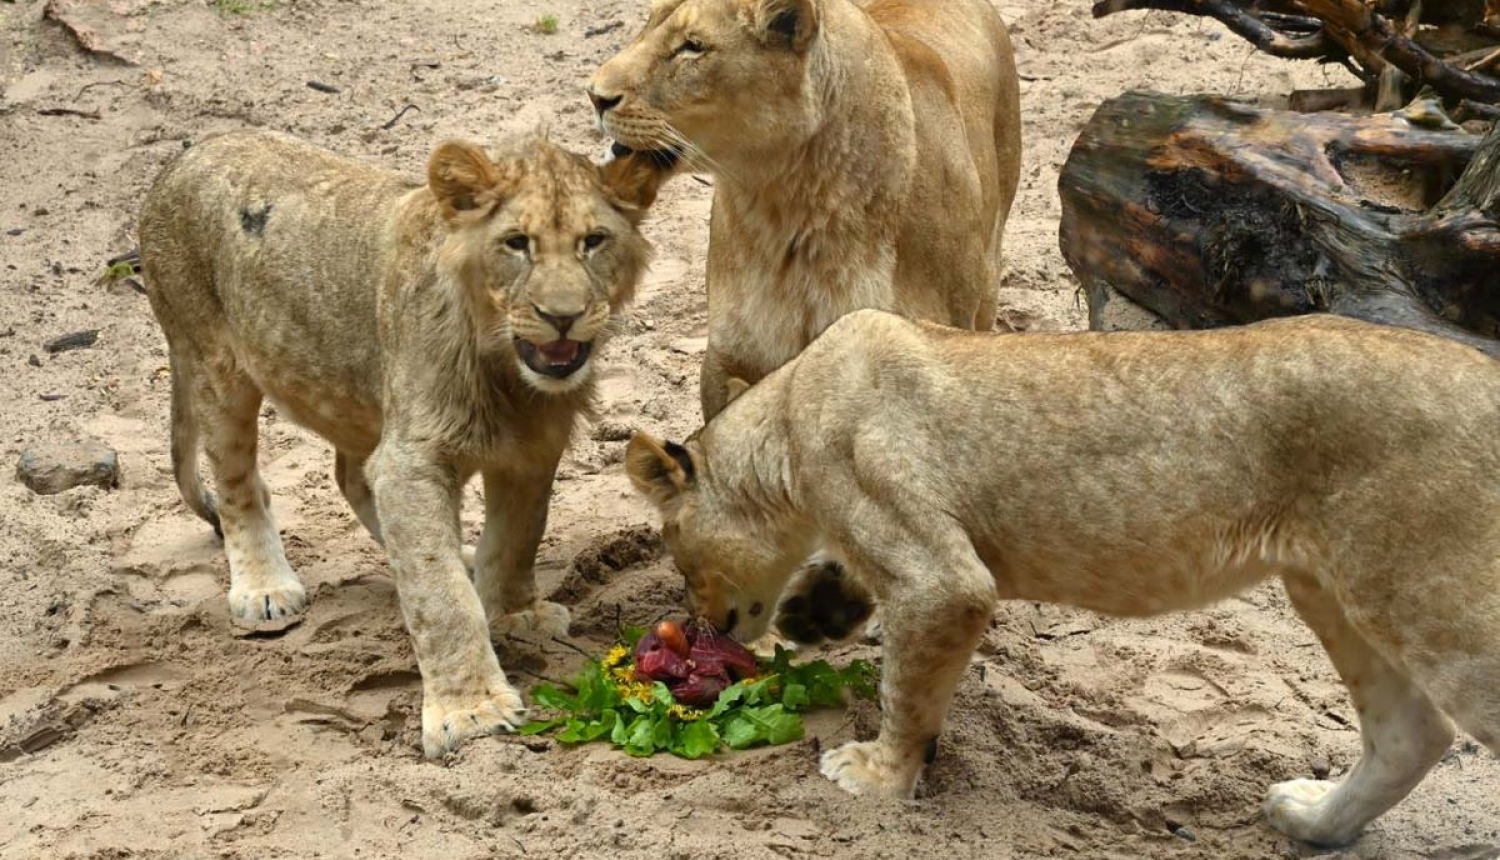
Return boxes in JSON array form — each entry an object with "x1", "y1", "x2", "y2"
[
  {"x1": 627, "y1": 309, "x2": 1500, "y2": 846},
  {"x1": 140, "y1": 130, "x2": 663, "y2": 757}
]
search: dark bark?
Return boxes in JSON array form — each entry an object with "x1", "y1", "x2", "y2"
[{"x1": 1058, "y1": 91, "x2": 1500, "y2": 355}]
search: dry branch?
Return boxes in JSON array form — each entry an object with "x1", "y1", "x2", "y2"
[
  {"x1": 1094, "y1": 0, "x2": 1500, "y2": 105},
  {"x1": 1093, "y1": 0, "x2": 1332, "y2": 58},
  {"x1": 1295, "y1": 0, "x2": 1500, "y2": 102}
]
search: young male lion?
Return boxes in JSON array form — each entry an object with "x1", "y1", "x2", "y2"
[
  {"x1": 140, "y1": 130, "x2": 663, "y2": 757},
  {"x1": 588, "y1": 0, "x2": 1022, "y2": 419},
  {"x1": 626, "y1": 309, "x2": 1500, "y2": 846}
]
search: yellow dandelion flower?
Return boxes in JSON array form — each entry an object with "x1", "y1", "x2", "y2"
[
  {"x1": 668, "y1": 704, "x2": 703, "y2": 722},
  {"x1": 601, "y1": 645, "x2": 629, "y2": 670}
]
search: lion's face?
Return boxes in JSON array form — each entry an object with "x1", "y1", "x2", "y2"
[
  {"x1": 625, "y1": 433, "x2": 810, "y2": 641},
  {"x1": 588, "y1": 0, "x2": 821, "y2": 169},
  {"x1": 427, "y1": 138, "x2": 666, "y2": 394}
]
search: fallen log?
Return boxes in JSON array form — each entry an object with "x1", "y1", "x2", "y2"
[{"x1": 1058, "y1": 91, "x2": 1500, "y2": 355}]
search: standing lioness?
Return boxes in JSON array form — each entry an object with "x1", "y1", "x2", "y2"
[
  {"x1": 140, "y1": 130, "x2": 663, "y2": 756},
  {"x1": 590, "y1": 0, "x2": 1021, "y2": 418},
  {"x1": 627, "y1": 310, "x2": 1500, "y2": 846}
]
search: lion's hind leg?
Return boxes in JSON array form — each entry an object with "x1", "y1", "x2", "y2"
[
  {"x1": 200, "y1": 365, "x2": 307, "y2": 623},
  {"x1": 335, "y1": 450, "x2": 383, "y2": 544},
  {"x1": 1265, "y1": 572, "x2": 1454, "y2": 846}
]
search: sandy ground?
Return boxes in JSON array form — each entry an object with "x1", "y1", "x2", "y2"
[{"x1": 2, "y1": 1, "x2": 1499, "y2": 858}]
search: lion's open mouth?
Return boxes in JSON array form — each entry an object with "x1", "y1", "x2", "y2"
[
  {"x1": 514, "y1": 338, "x2": 593, "y2": 379},
  {"x1": 609, "y1": 141, "x2": 681, "y2": 170}
]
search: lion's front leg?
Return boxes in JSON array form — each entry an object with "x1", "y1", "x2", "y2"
[
  {"x1": 370, "y1": 443, "x2": 523, "y2": 758},
  {"x1": 819, "y1": 543, "x2": 995, "y2": 799},
  {"x1": 474, "y1": 462, "x2": 570, "y2": 641}
]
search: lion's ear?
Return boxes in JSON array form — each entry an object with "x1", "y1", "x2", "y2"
[
  {"x1": 428, "y1": 141, "x2": 505, "y2": 221},
  {"x1": 752, "y1": 0, "x2": 819, "y2": 51},
  {"x1": 724, "y1": 377, "x2": 751, "y2": 406},
  {"x1": 599, "y1": 152, "x2": 669, "y2": 222},
  {"x1": 626, "y1": 433, "x2": 696, "y2": 506}
]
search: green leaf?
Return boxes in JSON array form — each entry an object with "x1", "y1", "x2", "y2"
[
  {"x1": 651, "y1": 682, "x2": 676, "y2": 706},
  {"x1": 557, "y1": 718, "x2": 592, "y2": 744},
  {"x1": 622, "y1": 713, "x2": 658, "y2": 757},
  {"x1": 574, "y1": 663, "x2": 621, "y2": 714},
  {"x1": 704, "y1": 681, "x2": 750, "y2": 720},
  {"x1": 781, "y1": 682, "x2": 809, "y2": 711},
  {"x1": 558, "y1": 710, "x2": 619, "y2": 744},
  {"x1": 720, "y1": 713, "x2": 760, "y2": 749},
  {"x1": 752, "y1": 704, "x2": 804, "y2": 745},
  {"x1": 517, "y1": 717, "x2": 564, "y2": 736},
  {"x1": 722, "y1": 704, "x2": 804, "y2": 749},
  {"x1": 531, "y1": 684, "x2": 576, "y2": 712},
  {"x1": 842, "y1": 660, "x2": 879, "y2": 699},
  {"x1": 620, "y1": 624, "x2": 648, "y2": 648},
  {"x1": 672, "y1": 720, "x2": 720, "y2": 759},
  {"x1": 651, "y1": 714, "x2": 675, "y2": 750}
]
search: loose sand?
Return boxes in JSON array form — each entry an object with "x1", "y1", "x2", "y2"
[{"x1": 2, "y1": 1, "x2": 1498, "y2": 857}]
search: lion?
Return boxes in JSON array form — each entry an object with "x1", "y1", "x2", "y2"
[
  {"x1": 139, "y1": 129, "x2": 664, "y2": 757},
  {"x1": 588, "y1": 0, "x2": 1022, "y2": 419},
  {"x1": 626, "y1": 309, "x2": 1500, "y2": 846}
]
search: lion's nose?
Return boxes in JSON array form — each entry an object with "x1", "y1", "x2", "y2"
[
  {"x1": 588, "y1": 87, "x2": 622, "y2": 116},
  {"x1": 535, "y1": 306, "x2": 582, "y2": 338}
]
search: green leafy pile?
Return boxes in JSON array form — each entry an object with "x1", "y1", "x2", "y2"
[{"x1": 519, "y1": 633, "x2": 877, "y2": 759}]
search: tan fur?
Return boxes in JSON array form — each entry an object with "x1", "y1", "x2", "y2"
[
  {"x1": 628, "y1": 310, "x2": 1500, "y2": 846},
  {"x1": 590, "y1": 0, "x2": 1022, "y2": 418},
  {"x1": 140, "y1": 130, "x2": 662, "y2": 758}
]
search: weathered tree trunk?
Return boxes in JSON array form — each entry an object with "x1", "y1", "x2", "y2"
[{"x1": 1058, "y1": 91, "x2": 1500, "y2": 355}]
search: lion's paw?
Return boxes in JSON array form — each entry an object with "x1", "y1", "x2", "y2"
[
  {"x1": 492, "y1": 601, "x2": 571, "y2": 640},
  {"x1": 421, "y1": 683, "x2": 526, "y2": 758},
  {"x1": 819, "y1": 741, "x2": 918, "y2": 799},
  {"x1": 1264, "y1": 778, "x2": 1356, "y2": 846},
  {"x1": 775, "y1": 560, "x2": 874, "y2": 645},
  {"x1": 228, "y1": 577, "x2": 307, "y2": 623}
]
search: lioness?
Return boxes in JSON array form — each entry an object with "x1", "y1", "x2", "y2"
[
  {"x1": 626, "y1": 310, "x2": 1500, "y2": 846},
  {"x1": 589, "y1": 0, "x2": 1022, "y2": 418},
  {"x1": 140, "y1": 130, "x2": 663, "y2": 757}
]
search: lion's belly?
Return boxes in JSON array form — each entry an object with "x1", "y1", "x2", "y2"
[{"x1": 231, "y1": 340, "x2": 385, "y2": 456}]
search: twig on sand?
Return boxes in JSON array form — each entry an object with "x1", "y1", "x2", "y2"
[{"x1": 380, "y1": 103, "x2": 420, "y2": 130}]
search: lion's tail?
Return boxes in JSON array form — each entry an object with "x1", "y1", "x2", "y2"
[{"x1": 169, "y1": 351, "x2": 223, "y2": 537}]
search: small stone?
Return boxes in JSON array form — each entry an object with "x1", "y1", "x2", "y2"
[
  {"x1": 668, "y1": 337, "x2": 706, "y2": 356},
  {"x1": 1171, "y1": 825, "x2": 1196, "y2": 842},
  {"x1": 43, "y1": 329, "x2": 99, "y2": 354},
  {"x1": 27, "y1": 354, "x2": 41, "y2": 367},
  {"x1": 1310, "y1": 754, "x2": 1331, "y2": 779},
  {"x1": 16, "y1": 441, "x2": 120, "y2": 495}
]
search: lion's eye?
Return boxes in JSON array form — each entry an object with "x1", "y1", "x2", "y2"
[
  {"x1": 582, "y1": 231, "x2": 609, "y2": 251},
  {"x1": 674, "y1": 38, "x2": 705, "y2": 57},
  {"x1": 503, "y1": 234, "x2": 530, "y2": 253}
]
